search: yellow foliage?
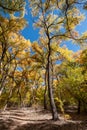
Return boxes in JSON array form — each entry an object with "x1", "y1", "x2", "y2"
[
  {"x1": 32, "y1": 42, "x2": 43, "y2": 54},
  {"x1": 57, "y1": 46, "x2": 73, "y2": 61},
  {"x1": 14, "y1": 71, "x2": 22, "y2": 77},
  {"x1": 64, "y1": 114, "x2": 71, "y2": 120}
]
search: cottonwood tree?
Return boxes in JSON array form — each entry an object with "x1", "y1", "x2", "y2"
[
  {"x1": 0, "y1": 0, "x2": 32, "y2": 108},
  {"x1": 29, "y1": 0, "x2": 84, "y2": 120},
  {"x1": 31, "y1": 40, "x2": 48, "y2": 109},
  {"x1": 54, "y1": 49, "x2": 87, "y2": 114}
]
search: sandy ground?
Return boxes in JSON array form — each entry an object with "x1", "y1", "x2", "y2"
[{"x1": 0, "y1": 107, "x2": 87, "y2": 130}]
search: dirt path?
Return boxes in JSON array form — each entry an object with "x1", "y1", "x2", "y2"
[{"x1": 0, "y1": 108, "x2": 87, "y2": 130}]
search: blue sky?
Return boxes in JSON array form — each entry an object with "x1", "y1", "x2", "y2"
[
  {"x1": 21, "y1": 3, "x2": 40, "y2": 42},
  {"x1": 21, "y1": 3, "x2": 87, "y2": 52}
]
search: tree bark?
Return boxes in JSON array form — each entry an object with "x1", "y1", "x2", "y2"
[
  {"x1": 44, "y1": 86, "x2": 48, "y2": 109},
  {"x1": 47, "y1": 41, "x2": 59, "y2": 121},
  {"x1": 44, "y1": 69, "x2": 48, "y2": 109}
]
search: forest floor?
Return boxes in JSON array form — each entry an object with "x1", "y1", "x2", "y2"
[{"x1": 0, "y1": 106, "x2": 87, "y2": 130}]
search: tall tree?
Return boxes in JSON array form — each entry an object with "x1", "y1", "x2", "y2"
[
  {"x1": 0, "y1": 0, "x2": 30, "y2": 107},
  {"x1": 29, "y1": 0, "x2": 84, "y2": 120}
]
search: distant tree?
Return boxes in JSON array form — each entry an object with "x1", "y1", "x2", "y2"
[{"x1": 55, "y1": 50, "x2": 87, "y2": 114}]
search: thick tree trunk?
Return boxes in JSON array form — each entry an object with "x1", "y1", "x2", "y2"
[{"x1": 47, "y1": 42, "x2": 59, "y2": 121}]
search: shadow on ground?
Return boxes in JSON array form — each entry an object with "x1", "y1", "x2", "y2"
[
  {"x1": 0, "y1": 108, "x2": 87, "y2": 130},
  {"x1": 0, "y1": 119, "x2": 87, "y2": 130}
]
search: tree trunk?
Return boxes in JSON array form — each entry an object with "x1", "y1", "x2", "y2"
[
  {"x1": 77, "y1": 100, "x2": 81, "y2": 114},
  {"x1": 44, "y1": 70, "x2": 48, "y2": 109},
  {"x1": 44, "y1": 85, "x2": 47, "y2": 109},
  {"x1": 47, "y1": 41, "x2": 59, "y2": 121},
  {"x1": 4, "y1": 88, "x2": 13, "y2": 110}
]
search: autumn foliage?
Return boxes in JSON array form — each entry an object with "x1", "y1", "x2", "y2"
[{"x1": 0, "y1": 0, "x2": 87, "y2": 120}]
